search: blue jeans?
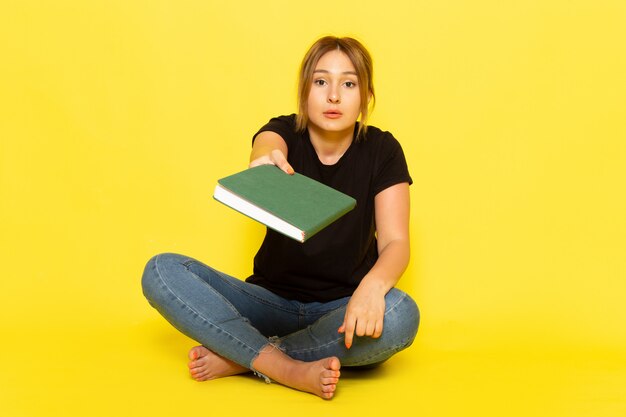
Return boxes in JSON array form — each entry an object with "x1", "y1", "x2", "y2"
[{"x1": 142, "y1": 253, "x2": 419, "y2": 371}]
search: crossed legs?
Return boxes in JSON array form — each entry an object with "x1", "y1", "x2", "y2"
[{"x1": 142, "y1": 253, "x2": 418, "y2": 399}]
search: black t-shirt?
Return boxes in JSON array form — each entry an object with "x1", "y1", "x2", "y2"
[{"x1": 246, "y1": 114, "x2": 412, "y2": 302}]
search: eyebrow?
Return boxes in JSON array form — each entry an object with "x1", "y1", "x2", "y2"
[{"x1": 313, "y1": 69, "x2": 358, "y2": 76}]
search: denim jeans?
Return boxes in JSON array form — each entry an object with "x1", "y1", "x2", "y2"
[{"x1": 142, "y1": 253, "x2": 419, "y2": 372}]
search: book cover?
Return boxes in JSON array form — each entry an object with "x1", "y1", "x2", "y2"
[{"x1": 213, "y1": 165, "x2": 356, "y2": 242}]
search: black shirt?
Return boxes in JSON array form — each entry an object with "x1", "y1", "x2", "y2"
[{"x1": 246, "y1": 114, "x2": 412, "y2": 302}]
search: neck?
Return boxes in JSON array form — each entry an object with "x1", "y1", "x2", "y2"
[{"x1": 307, "y1": 124, "x2": 355, "y2": 165}]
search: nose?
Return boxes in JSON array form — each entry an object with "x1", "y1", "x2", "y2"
[{"x1": 327, "y1": 88, "x2": 340, "y2": 104}]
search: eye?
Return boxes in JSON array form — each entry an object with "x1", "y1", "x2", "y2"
[
  {"x1": 344, "y1": 81, "x2": 357, "y2": 88},
  {"x1": 314, "y1": 79, "x2": 327, "y2": 86}
]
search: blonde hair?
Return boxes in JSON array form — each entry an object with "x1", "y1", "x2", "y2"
[{"x1": 296, "y1": 36, "x2": 375, "y2": 139}]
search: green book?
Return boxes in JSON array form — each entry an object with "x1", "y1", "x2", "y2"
[{"x1": 213, "y1": 165, "x2": 356, "y2": 242}]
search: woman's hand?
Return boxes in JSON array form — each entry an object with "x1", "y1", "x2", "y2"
[
  {"x1": 338, "y1": 281, "x2": 386, "y2": 349},
  {"x1": 337, "y1": 182, "x2": 411, "y2": 349},
  {"x1": 249, "y1": 131, "x2": 294, "y2": 175},
  {"x1": 249, "y1": 149, "x2": 294, "y2": 175}
]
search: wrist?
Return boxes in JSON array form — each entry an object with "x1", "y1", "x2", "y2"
[{"x1": 359, "y1": 275, "x2": 390, "y2": 296}]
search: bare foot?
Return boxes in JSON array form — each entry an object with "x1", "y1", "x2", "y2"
[
  {"x1": 187, "y1": 346, "x2": 249, "y2": 381},
  {"x1": 272, "y1": 356, "x2": 341, "y2": 400}
]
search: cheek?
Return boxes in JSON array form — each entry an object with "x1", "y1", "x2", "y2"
[
  {"x1": 306, "y1": 98, "x2": 320, "y2": 120},
  {"x1": 306, "y1": 96, "x2": 316, "y2": 114},
  {"x1": 307, "y1": 92, "x2": 325, "y2": 112},
  {"x1": 348, "y1": 94, "x2": 362, "y2": 114}
]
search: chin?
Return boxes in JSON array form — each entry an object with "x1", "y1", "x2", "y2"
[
  {"x1": 311, "y1": 117, "x2": 357, "y2": 133},
  {"x1": 319, "y1": 124, "x2": 353, "y2": 134}
]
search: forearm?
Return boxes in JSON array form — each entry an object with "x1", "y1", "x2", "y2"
[
  {"x1": 358, "y1": 238, "x2": 410, "y2": 295},
  {"x1": 250, "y1": 131, "x2": 288, "y2": 162},
  {"x1": 250, "y1": 143, "x2": 280, "y2": 162},
  {"x1": 249, "y1": 131, "x2": 293, "y2": 173}
]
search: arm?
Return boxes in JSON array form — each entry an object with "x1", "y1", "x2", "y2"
[
  {"x1": 249, "y1": 131, "x2": 294, "y2": 174},
  {"x1": 338, "y1": 182, "x2": 410, "y2": 348}
]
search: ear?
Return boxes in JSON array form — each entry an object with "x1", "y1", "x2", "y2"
[{"x1": 367, "y1": 90, "x2": 373, "y2": 104}]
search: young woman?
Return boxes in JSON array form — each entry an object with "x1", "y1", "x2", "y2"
[{"x1": 142, "y1": 36, "x2": 419, "y2": 400}]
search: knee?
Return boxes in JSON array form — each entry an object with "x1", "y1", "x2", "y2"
[
  {"x1": 141, "y1": 254, "x2": 161, "y2": 303},
  {"x1": 141, "y1": 252, "x2": 185, "y2": 303},
  {"x1": 384, "y1": 289, "x2": 420, "y2": 346}
]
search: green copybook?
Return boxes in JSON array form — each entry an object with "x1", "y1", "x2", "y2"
[{"x1": 213, "y1": 164, "x2": 356, "y2": 242}]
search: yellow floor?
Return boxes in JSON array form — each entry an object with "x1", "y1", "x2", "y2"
[
  {"x1": 2, "y1": 315, "x2": 625, "y2": 417},
  {"x1": 2, "y1": 2, "x2": 626, "y2": 416}
]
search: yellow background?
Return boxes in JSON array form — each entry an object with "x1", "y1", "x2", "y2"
[{"x1": 1, "y1": 1, "x2": 625, "y2": 416}]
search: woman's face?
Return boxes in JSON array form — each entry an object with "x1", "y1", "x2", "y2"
[{"x1": 306, "y1": 50, "x2": 362, "y2": 137}]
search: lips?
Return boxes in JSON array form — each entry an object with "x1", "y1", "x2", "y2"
[{"x1": 323, "y1": 110, "x2": 343, "y2": 119}]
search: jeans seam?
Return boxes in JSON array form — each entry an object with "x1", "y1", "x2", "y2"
[
  {"x1": 289, "y1": 334, "x2": 345, "y2": 354},
  {"x1": 386, "y1": 291, "x2": 407, "y2": 314},
  {"x1": 153, "y1": 255, "x2": 261, "y2": 361}
]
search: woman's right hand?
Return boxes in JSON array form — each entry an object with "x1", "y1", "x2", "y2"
[
  {"x1": 249, "y1": 149, "x2": 294, "y2": 175},
  {"x1": 249, "y1": 131, "x2": 294, "y2": 175}
]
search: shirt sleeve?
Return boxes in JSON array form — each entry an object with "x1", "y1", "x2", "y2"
[
  {"x1": 251, "y1": 114, "x2": 298, "y2": 149},
  {"x1": 372, "y1": 132, "x2": 413, "y2": 195}
]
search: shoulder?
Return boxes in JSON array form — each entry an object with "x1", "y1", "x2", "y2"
[
  {"x1": 256, "y1": 114, "x2": 297, "y2": 135},
  {"x1": 253, "y1": 114, "x2": 300, "y2": 146},
  {"x1": 268, "y1": 114, "x2": 297, "y2": 126},
  {"x1": 357, "y1": 124, "x2": 405, "y2": 155},
  {"x1": 355, "y1": 124, "x2": 412, "y2": 190}
]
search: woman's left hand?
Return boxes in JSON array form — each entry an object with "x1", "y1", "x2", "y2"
[
  {"x1": 338, "y1": 282, "x2": 386, "y2": 349},
  {"x1": 338, "y1": 183, "x2": 410, "y2": 349}
]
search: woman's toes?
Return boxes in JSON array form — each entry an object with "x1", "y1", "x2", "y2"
[
  {"x1": 321, "y1": 369, "x2": 340, "y2": 379},
  {"x1": 195, "y1": 372, "x2": 209, "y2": 380},
  {"x1": 188, "y1": 356, "x2": 208, "y2": 370},
  {"x1": 188, "y1": 346, "x2": 210, "y2": 361},
  {"x1": 321, "y1": 376, "x2": 338, "y2": 385},
  {"x1": 321, "y1": 383, "x2": 336, "y2": 393}
]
